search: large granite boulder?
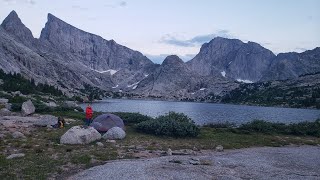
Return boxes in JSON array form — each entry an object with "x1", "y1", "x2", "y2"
[
  {"x1": 102, "y1": 127, "x2": 126, "y2": 140},
  {"x1": 21, "y1": 100, "x2": 35, "y2": 116},
  {"x1": 60, "y1": 126, "x2": 101, "y2": 144}
]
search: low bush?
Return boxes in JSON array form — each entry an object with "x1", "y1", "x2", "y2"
[
  {"x1": 113, "y1": 112, "x2": 153, "y2": 125},
  {"x1": 203, "y1": 121, "x2": 236, "y2": 128},
  {"x1": 8, "y1": 95, "x2": 28, "y2": 103},
  {"x1": 135, "y1": 112, "x2": 200, "y2": 137},
  {"x1": 10, "y1": 103, "x2": 22, "y2": 111},
  {"x1": 238, "y1": 119, "x2": 320, "y2": 137}
]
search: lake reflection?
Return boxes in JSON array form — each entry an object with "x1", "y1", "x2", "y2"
[{"x1": 80, "y1": 99, "x2": 320, "y2": 125}]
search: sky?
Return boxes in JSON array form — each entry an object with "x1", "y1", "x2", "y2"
[{"x1": 0, "y1": 0, "x2": 319, "y2": 63}]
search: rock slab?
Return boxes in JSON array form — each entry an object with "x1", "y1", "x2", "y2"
[{"x1": 60, "y1": 126, "x2": 101, "y2": 144}]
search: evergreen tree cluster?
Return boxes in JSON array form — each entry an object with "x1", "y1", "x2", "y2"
[{"x1": 0, "y1": 69, "x2": 63, "y2": 96}]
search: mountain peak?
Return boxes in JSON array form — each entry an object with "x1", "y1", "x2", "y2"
[
  {"x1": 1, "y1": 10, "x2": 34, "y2": 43},
  {"x1": 162, "y1": 55, "x2": 184, "y2": 66}
]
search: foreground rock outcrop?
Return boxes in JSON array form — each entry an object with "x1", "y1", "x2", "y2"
[{"x1": 69, "y1": 146, "x2": 320, "y2": 180}]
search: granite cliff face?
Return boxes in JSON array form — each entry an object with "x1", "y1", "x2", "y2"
[
  {"x1": 0, "y1": 11, "x2": 155, "y2": 95},
  {"x1": 187, "y1": 37, "x2": 276, "y2": 82},
  {"x1": 261, "y1": 48, "x2": 320, "y2": 81},
  {"x1": 40, "y1": 13, "x2": 153, "y2": 72}
]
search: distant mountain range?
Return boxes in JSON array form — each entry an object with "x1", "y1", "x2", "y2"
[{"x1": 0, "y1": 10, "x2": 319, "y2": 100}]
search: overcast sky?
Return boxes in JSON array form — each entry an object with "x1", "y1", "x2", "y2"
[{"x1": 0, "y1": 0, "x2": 319, "y2": 63}]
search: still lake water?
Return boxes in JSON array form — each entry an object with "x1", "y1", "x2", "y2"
[{"x1": 80, "y1": 99, "x2": 320, "y2": 125}]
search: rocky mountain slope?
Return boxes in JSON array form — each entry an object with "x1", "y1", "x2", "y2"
[
  {"x1": 186, "y1": 37, "x2": 276, "y2": 82},
  {"x1": 221, "y1": 73, "x2": 320, "y2": 108},
  {"x1": 132, "y1": 55, "x2": 238, "y2": 100},
  {"x1": 0, "y1": 11, "x2": 155, "y2": 95},
  {"x1": 0, "y1": 10, "x2": 319, "y2": 100},
  {"x1": 261, "y1": 48, "x2": 320, "y2": 81}
]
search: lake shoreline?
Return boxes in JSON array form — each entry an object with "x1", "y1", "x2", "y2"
[{"x1": 80, "y1": 98, "x2": 320, "y2": 125}]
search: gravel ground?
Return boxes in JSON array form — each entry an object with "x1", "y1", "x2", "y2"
[{"x1": 69, "y1": 145, "x2": 320, "y2": 180}]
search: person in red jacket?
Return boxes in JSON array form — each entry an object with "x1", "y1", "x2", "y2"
[{"x1": 85, "y1": 104, "x2": 93, "y2": 126}]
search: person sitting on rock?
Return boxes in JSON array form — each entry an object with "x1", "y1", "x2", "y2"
[
  {"x1": 85, "y1": 104, "x2": 93, "y2": 126},
  {"x1": 52, "y1": 117, "x2": 65, "y2": 128}
]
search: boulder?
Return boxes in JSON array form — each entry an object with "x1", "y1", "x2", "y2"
[
  {"x1": 216, "y1": 145, "x2": 224, "y2": 152},
  {"x1": 5, "y1": 103, "x2": 12, "y2": 111},
  {"x1": 102, "y1": 127, "x2": 126, "y2": 140},
  {"x1": 0, "y1": 98, "x2": 9, "y2": 104},
  {"x1": 21, "y1": 100, "x2": 35, "y2": 116},
  {"x1": 106, "y1": 139, "x2": 116, "y2": 143},
  {"x1": 12, "y1": 131, "x2": 26, "y2": 139},
  {"x1": 189, "y1": 157, "x2": 201, "y2": 165},
  {"x1": 63, "y1": 101, "x2": 79, "y2": 108},
  {"x1": 60, "y1": 126, "x2": 101, "y2": 144},
  {"x1": 45, "y1": 101, "x2": 57, "y2": 107},
  {"x1": 0, "y1": 108, "x2": 11, "y2": 116},
  {"x1": 34, "y1": 115, "x2": 58, "y2": 127},
  {"x1": 96, "y1": 142, "x2": 104, "y2": 147},
  {"x1": 6, "y1": 153, "x2": 25, "y2": 159}
]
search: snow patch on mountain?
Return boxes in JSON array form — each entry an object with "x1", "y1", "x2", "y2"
[
  {"x1": 128, "y1": 81, "x2": 140, "y2": 89},
  {"x1": 221, "y1": 71, "x2": 226, "y2": 77},
  {"x1": 200, "y1": 88, "x2": 206, "y2": 91},
  {"x1": 94, "y1": 69, "x2": 118, "y2": 75},
  {"x1": 236, "y1": 79, "x2": 253, "y2": 83}
]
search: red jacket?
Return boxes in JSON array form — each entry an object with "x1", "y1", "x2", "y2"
[{"x1": 86, "y1": 106, "x2": 93, "y2": 119}]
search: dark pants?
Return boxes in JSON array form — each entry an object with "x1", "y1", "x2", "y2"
[{"x1": 85, "y1": 118, "x2": 92, "y2": 126}]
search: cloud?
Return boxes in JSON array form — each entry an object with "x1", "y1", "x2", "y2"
[
  {"x1": 104, "y1": 1, "x2": 127, "y2": 8},
  {"x1": 146, "y1": 53, "x2": 196, "y2": 64},
  {"x1": 160, "y1": 30, "x2": 233, "y2": 47},
  {"x1": 3, "y1": 0, "x2": 35, "y2": 5},
  {"x1": 119, "y1": 1, "x2": 127, "y2": 7},
  {"x1": 71, "y1": 5, "x2": 89, "y2": 11}
]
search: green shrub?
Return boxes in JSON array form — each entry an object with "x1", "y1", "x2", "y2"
[
  {"x1": 135, "y1": 112, "x2": 200, "y2": 137},
  {"x1": 11, "y1": 103, "x2": 22, "y2": 111},
  {"x1": 239, "y1": 120, "x2": 285, "y2": 134},
  {"x1": 288, "y1": 120, "x2": 320, "y2": 137},
  {"x1": 8, "y1": 95, "x2": 28, "y2": 103},
  {"x1": 203, "y1": 121, "x2": 236, "y2": 128},
  {"x1": 238, "y1": 119, "x2": 320, "y2": 137},
  {"x1": 112, "y1": 112, "x2": 153, "y2": 125}
]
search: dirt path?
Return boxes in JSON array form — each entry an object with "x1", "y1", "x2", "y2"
[{"x1": 69, "y1": 145, "x2": 320, "y2": 180}]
